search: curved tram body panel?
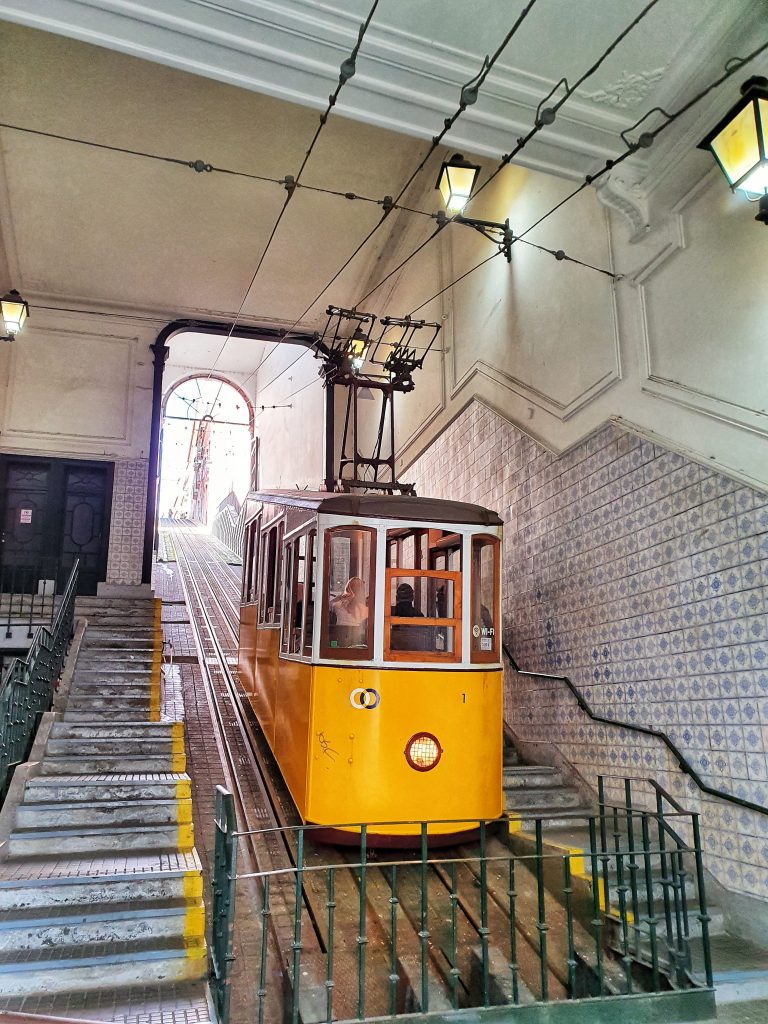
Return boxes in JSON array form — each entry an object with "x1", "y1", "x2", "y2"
[{"x1": 238, "y1": 490, "x2": 504, "y2": 845}]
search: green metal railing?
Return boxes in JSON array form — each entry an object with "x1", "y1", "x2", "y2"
[
  {"x1": 209, "y1": 782, "x2": 715, "y2": 1024},
  {"x1": 0, "y1": 558, "x2": 78, "y2": 800}
]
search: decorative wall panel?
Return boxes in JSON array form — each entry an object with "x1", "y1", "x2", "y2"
[
  {"x1": 409, "y1": 400, "x2": 768, "y2": 899},
  {"x1": 106, "y1": 458, "x2": 148, "y2": 585}
]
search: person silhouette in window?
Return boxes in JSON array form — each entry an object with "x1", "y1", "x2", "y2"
[
  {"x1": 329, "y1": 577, "x2": 368, "y2": 647},
  {"x1": 391, "y1": 582, "x2": 429, "y2": 651}
]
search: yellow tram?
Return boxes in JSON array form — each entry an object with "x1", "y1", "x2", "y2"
[{"x1": 237, "y1": 491, "x2": 503, "y2": 844}]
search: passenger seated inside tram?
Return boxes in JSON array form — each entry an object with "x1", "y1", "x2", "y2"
[
  {"x1": 329, "y1": 576, "x2": 368, "y2": 647},
  {"x1": 390, "y1": 583, "x2": 430, "y2": 652}
]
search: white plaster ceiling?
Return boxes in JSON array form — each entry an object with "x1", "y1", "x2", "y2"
[
  {"x1": 2, "y1": 0, "x2": 766, "y2": 186},
  {"x1": 0, "y1": 3, "x2": 765, "y2": 337}
]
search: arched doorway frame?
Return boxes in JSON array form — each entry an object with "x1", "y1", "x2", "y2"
[
  {"x1": 143, "y1": 320, "x2": 316, "y2": 583},
  {"x1": 161, "y1": 370, "x2": 257, "y2": 521}
]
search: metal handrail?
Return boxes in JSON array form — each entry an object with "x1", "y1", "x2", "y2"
[
  {"x1": 209, "y1": 785, "x2": 715, "y2": 1024},
  {"x1": 0, "y1": 559, "x2": 79, "y2": 799},
  {"x1": 503, "y1": 643, "x2": 768, "y2": 819}
]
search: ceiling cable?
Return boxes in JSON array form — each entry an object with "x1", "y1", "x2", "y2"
[
  {"x1": 464, "y1": 0, "x2": 664, "y2": 212},
  {"x1": 202, "y1": 0, "x2": 382, "y2": 395},
  {"x1": 405, "y1": 40, "x2": 768, "y2": 318},
  {"x1": 0, "y1": 121, "x2": 437, "y2": 222},
  {"x1": 250, "y1": 1, "x2": 541, "y2": 390},
  {"x1": 513, "y1": 38, "x2": 768, "y2": 245}
]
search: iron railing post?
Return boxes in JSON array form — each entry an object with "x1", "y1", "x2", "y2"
[
  {"x1": 640, "y1": 812, "x2": 660, "y2": 991},
  {"x1": 291, "y1": 828, "x2": 305, "y2": 1024},
  {"x1": 257, "y1": 876, "x2": 271, "y2": 1024},
  {"x1": 357, "y1": 824, "x2": 368, "y2": 1020},
  {"x1": 448, "y1": 860, "x2": 459, "y2": 1009},
  {"x1": 388, "y1": 865, "x2": 399, "y2": 1017},
  {"x1": 563, "y1": 856, "x2": 576, "y2": 997},
  {"x1": 691, "y1": 814, "x2": 713, "y2": 988},
  {"x1": 420, "y1": 821, "x2": 429, "y2": 1013},
  {"x1": 479, "y1": 820, "x2": 490, "y2": 1006},
  {"x1": 587, "y1": 816, "x2": 605, "y2": 994},
  {"x1": 325, "y1": 869, "x2": 335, "y2": 1023},
  {"x1": 508, "y1": 856, "x2": 520, "y2": 1004},
  {"x1": 210, "y1": 786, "x2": 238, "y2": 1024},
  {"x1": 613, "y1": 807, "x2": 633, "y2": 993},
  {"x1": 534, "y1": 819, "x2": 549, "y2": 1001},
  {"x1": 624, "y1": 780, "x2": 641, "y2": 954}
]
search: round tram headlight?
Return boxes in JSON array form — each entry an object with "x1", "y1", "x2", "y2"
[{"x1": 404, "y1": 732, "x2": 442, "y2": 772}]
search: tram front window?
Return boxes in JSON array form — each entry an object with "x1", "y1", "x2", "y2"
[
  {"x1": 385, "y1": 569, "x2": 460, "y2": 661},
  {"x1": 321, "y1": 527, "x2": 375, "y2": 659}
]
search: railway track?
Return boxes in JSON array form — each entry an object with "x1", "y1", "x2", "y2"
[{"x1": 164, "y1": 522, "x2": 579, "y2": 1016}]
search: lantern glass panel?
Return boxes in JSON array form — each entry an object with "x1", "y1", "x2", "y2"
[
  {"x1": 711, "y1": 102, "x2": 761, "y2": 188},
  {"x1": 1, "y1": 297, "x2": 27, "y2": 336},
  {"x1": 440, "y1": 164, "x2": 476, "y2": 212}
]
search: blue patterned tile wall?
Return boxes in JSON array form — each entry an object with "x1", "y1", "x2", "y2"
[{"x1": 410, "y1": 401, "x2": 768, "y2": 898}]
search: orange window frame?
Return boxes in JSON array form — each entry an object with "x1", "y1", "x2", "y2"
[
  {"x1": 470, "y1": 534, "x2": 500, "y2": 664},
  {"x1": 319, "y1": 525, "x2": 376, "y2": 661},
  {"x1": 384, "y1": 568, "x2": 463, "y2": 663}
]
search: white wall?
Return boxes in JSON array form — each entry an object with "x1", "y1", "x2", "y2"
[{"x1": 0, "y1": 307, "x2": 155, "y2": 584}]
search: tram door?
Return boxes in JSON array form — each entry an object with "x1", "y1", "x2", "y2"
[{"x1": 0, "y1": 455, "x2": 114, "y2": 595}]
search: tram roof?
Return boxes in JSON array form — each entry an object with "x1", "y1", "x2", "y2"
[{"x1": 244, "y1": 490, "x2": 503, "y2": 527}]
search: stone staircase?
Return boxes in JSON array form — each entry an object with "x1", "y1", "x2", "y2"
[
  {"x1": 0, "y1": 596, "x2": 207, "y2": 1002},
  {"x1": 503, "y1": 738, "x2": 593, "y2": 830}
]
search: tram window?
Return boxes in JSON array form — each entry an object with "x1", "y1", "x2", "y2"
[
  {"x1": 259, "y1": 521, "x2": 283, "y2": 625},
  {"x1": 302, "y1": 531, "x2": 316, "y2": 655},
  {"x1": 386, "y1": 528, "x2": 428, "y2": 570},
  {"x1": 243, "y1": 519, "x2": 260, "y2": 603},
  {"x1": 385, "y1": 569, "x2": 461, "y2": 662},
  {"x1": 471, "y1": 536, "x2": 499, "y2": 662},
  {"x1": 321, "y1": 526, "x2": 375, "y2": 660}
]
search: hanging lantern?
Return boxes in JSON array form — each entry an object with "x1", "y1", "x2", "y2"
[
  {"x1": 698, "y1": 76, "x2": 768, "y2": 225},
  {"x1": 436, "y1": 153, "x2": 481, "y2": 213},
  {"x1": 0, "y1": 289, "x2": 29, "y2": 340},
  {"x1": 349, "y1": 327, "x2": 370, "y2": 373}
]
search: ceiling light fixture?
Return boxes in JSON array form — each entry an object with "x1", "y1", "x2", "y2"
[
  {"x1": 0, "y1": 289, "x2": 29, "y2": 341},
  {"x1": 698, "y1": 76, "x2": 768, "y2": 225}
]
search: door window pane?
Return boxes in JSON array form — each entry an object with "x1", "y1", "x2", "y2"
[
  {"x1": 385, "y1": 569, "x2": 461, "y2": 661},
  {"x1": 321, "y1": 527, "x2": 375, "y2": 659},
  {"x1": 471, "y1": 536, "x2": 499, "y2": 661}
]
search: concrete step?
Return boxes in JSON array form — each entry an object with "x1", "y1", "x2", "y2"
[
  {"x1": 74, "y1": 667, "x2": 156, "y2": 679},
  {"x1": 46, "y1": 737, "x2": 179, "y2": 756},
  {"x1": 64, "y1": 695, "x2": 152, "y2": 711},
  {"x1": 77, "y1": 649, "x2": 158, "y2": 660},
  {"x1": 505, "y1": 785, "x2": 583, "y2": 810},
  {"x1": 510, "y1": 808, "x2": 595, "y2": 830},
  {"x1": 40, "y1": 753, "x2": 185, "y2": 774},
  {"x1": 70, "y1": 679, "x2": 153, "y2": 693},
  {"x1": 0, "y1": 850, "x2": 202, "y2": 912},
  {"x1": 0, "y1": 936, "x2": 206, "y2": 996},
  {"x1": 63, "y1": 709, "x2": 152, "y2": 723},
  {"x1": 50, "y1": 721, "x2": 183, "y2": 740},
  {"x1": 503, "y1": 765, "x2": 562, "y2": 789},
  {"x1": 0, "y1": 897, "x2": 204, "y2": 953},
  {"x1": 24, "y1": 773, "x2": 190, "y2": 804},
  {"x1": 81, "y1": 639, "x2": 157, "y2": 651},
  {"x1": 17, "y1": 796, "x2": 191, "y2": 829},
  {"x1": 7, "y1": 821, "x2": 193, "y2": 857}
]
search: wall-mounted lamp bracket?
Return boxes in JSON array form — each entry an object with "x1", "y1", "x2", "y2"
[{"x1": 438, "y1": 210, "x2": 515, "y2": 261}]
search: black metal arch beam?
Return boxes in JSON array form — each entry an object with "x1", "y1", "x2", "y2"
[{"x1": 142, "y1": 318, "x2": 317, "y2": 584}]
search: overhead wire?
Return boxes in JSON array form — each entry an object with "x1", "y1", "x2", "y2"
[
  {"x1": 247, "y1": 0, "x2": 542, "y2": 398},
  {"x1": 406, "y1": 39, "x2": 768, "y2": 318},
  {"x1": 350, "y1": 0, "x2": 665, "y2": 311},
  {"x1": 250, "y1": 0, "x2": 541, "y2": 384},
  {"x1": 202, "y1": 0, "x2": 383, "y2": 401}
]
